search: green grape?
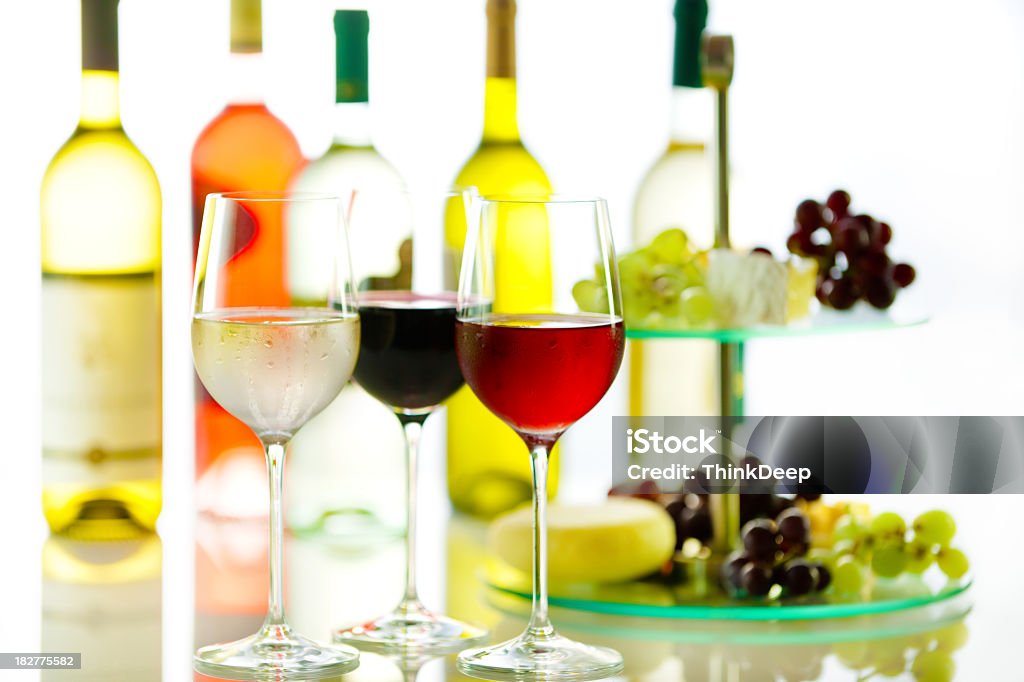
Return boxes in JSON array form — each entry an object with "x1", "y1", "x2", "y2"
[
  {"x1": 833, "y1": 516, "x2": 867, "y2": 544},
  {"x1": 680, "y1": 286, "x2": 715, "y2": 325},
  {"x1": 651, "y1": 265, "x2": 687, "y2": 300},
  {"x1": 870, "y1": 512, "x2": 908, "y2": 541},
  {"x1": 905, "y1": 540, "x2": 936, "y2": 574},
  {"x1": 913, "y1": 510, "x2": 956, "y2": 547},
  {"x1": 832, "y1": 539, "x2": 858, "y2": 557},
  {"x1": 911, "y1": 649, "x2": 955, "y2": 682},
  {"x1": 937, "y1": 548, "x2": 969, "y2": 580},
  {"x1": 648, "y1": 228, "x2": 693, "y2": 265},
  {"x1": 869, "y1": 639, "x2": 909, "y2": 678},
  {"x1": 872, "y1": 543, "x2": 908, "y2": 578},
  {"x1": 681, "y1": 260, "x2": 705, "y2": 285},
  {"x1": 571, "y1": 280, "x2": 609, "y2": 314},
  {"x1": 832, "y1": 556, "x2": 865, "y2": 595},
  {"x1": 932, "y1": 621, "x2": 969, "y2": 652},
  {"x1": 618, "y1": 251, "x2": 654, "y2": 285}
]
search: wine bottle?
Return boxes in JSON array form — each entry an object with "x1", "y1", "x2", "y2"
[
  {"x1": 40, "y1": 0, "x2": 162, "y2": 539},
  {"x1": 444, "y1": 0, "x2": 558, "y2": 519},
  {"x1": 191, "y1": 0, "x2": 305, "y2": 519},
  {"x1": 42, "y1": 534, "x2": 162, "y2": 681},
  {"x1": 286, "y1": 10, "x2": 409, "y2": 542},
  {"x1": 630, "y1": 0, "x2": 718, "y2": 417}
]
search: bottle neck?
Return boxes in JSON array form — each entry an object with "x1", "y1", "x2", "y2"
[
  {"x1": 331, "y1": 101, "x2": 372, "y2": 147},
  {"x1": 482, "y1": 0, "x2": 519, "y2": 143},
  {"x1": 79, "y1": 70, "x2": 121, "y2": 129},
  {"x1": 669, "y1": 86, "x2": 711, "y2": 144},
  {"x1": 226, "y1": 52, "x2": 265, "y2": 105}
]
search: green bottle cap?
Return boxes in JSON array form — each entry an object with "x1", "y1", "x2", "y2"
[
  {"x1": 81, "y1": 0, "x2": 119, "y2": 72},
  {"x1": 673, "y1": 0, "x2": 708, "y2": 88},
  {"x1": 334, "y1": 10, "x2": 369, "y2": 103}
]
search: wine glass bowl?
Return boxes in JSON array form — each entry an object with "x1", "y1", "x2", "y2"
[
  {"x1": 454, "y1": 196, "x2": 625, "y2": 680},
  {"x1": 191, "y1": 192, "x2": 361, "y2": 679}
]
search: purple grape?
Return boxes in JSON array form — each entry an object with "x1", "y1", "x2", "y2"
[
  {"x1": 827, "y1": 276, "x2": 859, "y2": 310},
  {"x1": 893, "y1": 262, "x2": 916, "y2": 288},
  {"x1": 825, "y1": 190, "x2": 851, "y2": 219},
  {"x1": 783, "y1": 560, "x2": 818, "y2": 597},
  {"x1": 795, "y1": 199, "x2": 823, "y2": 231},
  {"x1": 681, "y1": 506, "x2": 713, "y2": 543},
  {"x1": 721, "y1": 551, "x2": 749, "y2": 590},
  {"x1": 742, "y1": 519, "x2": 779, "y2": 562},
  {"x1": 814, "y1": 564, "x2": 831, "y2": 592},
  {"x1": 776, "y1": 508, "x2": 811, "y2": 553},
  {"x1": 865, "y1": 276, "x2": 896, "y2": 309},
  {"x1": 751, "y1": 246, "x2": 774, "y2": 257},
  {"x1": 740, "y1": 562, "x2": 774, "y2": 597}
]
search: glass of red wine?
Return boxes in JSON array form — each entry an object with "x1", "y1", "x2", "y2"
[
  {"x1": 455, "y1": 196, "x2": 626, "y2": 680},
  {"x1": 333, "y1": 190, "x2": 488, "y2": 654}
]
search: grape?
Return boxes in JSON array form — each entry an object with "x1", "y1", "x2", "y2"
[
  {"x1": 783, "y1": 560, "x2": 818, "y2": 596},
  {"x1": 937, "y1": 548, "x2": 969, "y2": 580},
  {"x1": 833, "y1": 515, "x2": 867, "y2": 544},
  {"x1": 796, "y1": 199, "x2": 824, "y2": 231},
  {"x1": 827, "y1": 276, "x2": 859, "y2": 310},
  {"x1": 571, "y1": 280, "x2": 609, "y2": 314},
  {"x1": 831, "y1": 557, "x2": 865, "y2": 595},
  {"x1": 740, "y1": 562, "x2": 773, "y2": 597},
  {"x1": 739, "y1": 493, "x2": 774, "y2": 524},
  {"x1": 872, "y1": 544, "x2": 909, "y2": 578},
  {"x1": 834, "y1": 217, "x2": 870, "y2": 253},
  {"x1": 742, "y1": 519, "x2": 779, "y2": 562},
  {"x1": 751, "y1": 246, "x2": 773, "y2": 257},
  {"x1": 911, "y1": 649, "x2": 955, "y2": 682},
  {"x1": 932, "y1": 621, "x2": 969, "y2": 651},
  {"x1": 814, "y1": 563, "x2": 831, "y2": 591},
  {"x1": 870, "y1": 512, "x2": 907, "y2": 540},
  {"x1": 680, "y1": 286, "x2": 715, "y2": 325},
  {"x1": 787, "y1": 231, "x2": 814, "y2": 256},
  {"x1": 905, "y1": 540, "x2": 936, "y2": 574},
  {"x1": 913, "y1": 510, "x2": 956, "y2": 547},
  {"x1": 865, "y1": 276, "x2": 897, "y2": 309},
  {"x1": 680, "y1": 505, "x2": 713, "y2": 543},
  {"x1": 873, "y1": 221, "x2": 894, "y2": 246},
  {"x1": 826, "y1": 189, "x2": 851, "y2": 219},
  {"x1": 892, "y1": 262, "x2": 916, "y2": 288},
  {"x1": 648, "y1": 228, "x2": 692, "y2": 265},
  {"x1": 776, "y1": 508, "x2": 810, "y2": 552},
  {"x1": 856, "y1": 250, "x2": 891, "y2": 277},
  {"x1": 833, "y1": 640, "x2": 871, "y2": 669},
  {"x1": 721, "y1": 551, "x2": 749, "y2": 589}
]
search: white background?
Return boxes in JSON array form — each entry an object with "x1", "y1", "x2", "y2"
[{"x1": 2, "y1": 0, "x2": 1024, "y2": 679}]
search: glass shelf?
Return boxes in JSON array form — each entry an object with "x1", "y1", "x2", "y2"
[
  {"x1": 625, "y1": 302, "x2": 928, "y2": 343},
  {"x1": 486, "y1": 562, "x2": 970, "y2": 623}
]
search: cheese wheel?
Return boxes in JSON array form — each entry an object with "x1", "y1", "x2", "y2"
[{"x1": 488, "y1": 498, "x2": 675, "y2": 583}]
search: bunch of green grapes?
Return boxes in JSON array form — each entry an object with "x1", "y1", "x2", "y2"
[
  {"x1": 572, "y1": 228, "x2": 715, "y2": 329},
  {"x1": 826, "y1": 510, "x2": 969, "y2": 598},
  {"x1": 832, "y1": 620, "x2": 967, "y2": 682}
]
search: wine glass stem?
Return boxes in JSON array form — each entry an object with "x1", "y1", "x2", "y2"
[
  {"x1": 398, "y1": 414, "x2": 428, "y2": 610},
  {"x1": 264, "y1": 439, "x2": 288, "y2": 627},
  {"x1": 528, "y1": 443, "x2": 555, "y2": 638}
]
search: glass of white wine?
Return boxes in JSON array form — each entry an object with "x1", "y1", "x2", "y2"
[{"x1": 191, "y1": 192, "x2": 361, "y2": 679}]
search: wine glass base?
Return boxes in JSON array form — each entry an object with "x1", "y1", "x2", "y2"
[
  {"x1": 334, "y1": 603, "x2": 488, "y2": 655},
  {"x1": 457, "y1": 631, "x2": 624, "y2": 681},
  {"x1": 194, "y1": 625, "x2": 360, "y2": 681}
]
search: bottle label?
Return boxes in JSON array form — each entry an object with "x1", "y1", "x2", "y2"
[{"x1": 42, "y1": 273, "x2": 161, "y2": 480}]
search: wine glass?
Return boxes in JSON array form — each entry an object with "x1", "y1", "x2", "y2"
[
  {"x1": 191, "y1": 192, "x2": 361, "y2": 679},
  {"x1": 334, "y1": 189, "x2": 488, "y2": 653},
  {"x1": 455, "y1": 196, "x2": 626, "y2": 680}
]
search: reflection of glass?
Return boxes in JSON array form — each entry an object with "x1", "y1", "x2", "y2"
[
  {"x1": 335, "y1": 191, "x2": 487, "y2": 654},
  {"x1": 191, "y1": 192, "x2": 360, "y2": 678},
  {"x1": 455, "y1": 197, "x2": 625, "y2": 679},
  {"x1": 41, "y1": 535, "x2": 162, "y2": 681}
]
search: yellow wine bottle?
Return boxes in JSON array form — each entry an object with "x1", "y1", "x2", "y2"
[{"x1": 445, "y1": 0, "x2": 558, "y2": 518}]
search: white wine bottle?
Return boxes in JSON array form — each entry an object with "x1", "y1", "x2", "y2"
[
  {"x1": 444, "y1": 0, "x2": 558, "y2": 519},
  {"x1": 631, "y1": 0, "x2": 717, "y2": 417},
  {"x1": 41, "y1": 0, "x2": 162, "y2": 539},
  {"x1": 286, "y1": 10, "x2": 409, "y2": 543}
]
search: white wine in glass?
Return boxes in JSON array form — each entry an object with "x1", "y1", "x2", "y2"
[{"x1": 191, "y1": 192, "x2": 360, "y2": 680}]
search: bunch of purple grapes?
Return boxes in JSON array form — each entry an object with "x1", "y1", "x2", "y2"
[
  {"x1": 786, "y1": 190, "x2": 915, "y2": 310},
  {"x1": 722, "y1": 508, "x2": 831, "y2": 599}
]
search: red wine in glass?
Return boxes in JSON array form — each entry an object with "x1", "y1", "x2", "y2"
[
  {"x1": 455, "y1": 313, "x2": 625, "y2": 438},
  {"x1": 353, "y1": 291, "x2": 464, "y2": 411}
]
